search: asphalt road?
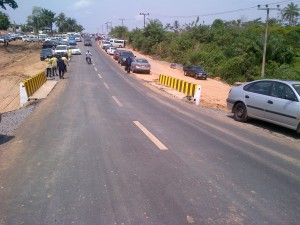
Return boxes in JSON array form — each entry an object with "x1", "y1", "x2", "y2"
[{"x1": 0, "y1": 41, "x2": 299, "y2": 225}]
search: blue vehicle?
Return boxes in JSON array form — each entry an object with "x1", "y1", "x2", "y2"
[{"x1": 68, "y1": 36, "x2": 76, "y2": 45}]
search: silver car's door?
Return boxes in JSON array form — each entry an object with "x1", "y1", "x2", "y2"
[
  {"x1": 244, "y1": 81, "x2": 273, "y2": 119},
  {"x1": 265, "y1": 82, "x2": 300, "y2": 128}
]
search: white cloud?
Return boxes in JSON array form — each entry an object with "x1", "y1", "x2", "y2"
[{"x1": 72, "y1": 0, "x2": 93, "y2": 10}]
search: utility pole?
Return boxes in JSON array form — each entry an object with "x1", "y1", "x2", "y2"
[
  {"x1": 258, "y1": 4, "x2": 280, "y2": 78},
  {"x1": 119, "y1": 18, "x2": 125, "y2": 26},
  {"x1": 139, "y1": 12, "x2": 149, "y2": 28},
  {"x1": 105, "y1": 22, "x2": 109, "y2": 33}
]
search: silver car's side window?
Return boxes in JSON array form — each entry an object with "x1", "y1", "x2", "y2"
[
  {"x1": 271, "y1": 82, "x2": 297, "y2": 100},
  {"x1": 246, "y1": 81, "x2": 273, "y2": 95}
]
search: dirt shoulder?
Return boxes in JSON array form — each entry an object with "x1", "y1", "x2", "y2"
[
  {"x1": 0, "y1": 40, "x2": 44, "y2": 112},
  {"x1": 100, "y1": 43, "x2": 232, "y2": 110}
]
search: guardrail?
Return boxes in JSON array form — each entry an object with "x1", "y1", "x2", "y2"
[
  {"x1": 158, "y1": 74, "x2": 198, "y2": 97},
  {"x1": 20, "y1": 71, "x2": 47, "y2": 106}
]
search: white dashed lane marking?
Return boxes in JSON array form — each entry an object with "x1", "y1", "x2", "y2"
[{"x1": 133, "y1": 121, "x2": 168, "y2": 151}]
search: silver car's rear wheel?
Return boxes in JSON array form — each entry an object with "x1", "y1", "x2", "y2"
[{"x1": 233, "y1": 102, "x2": 248, "y2": 122}]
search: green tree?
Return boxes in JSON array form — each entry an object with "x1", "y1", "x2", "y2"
[
  {"x1": 27, "y1": 6, "x2": 43, "y2": 34},
  {"x1": 142, "y1": 19, "x2": 166, "y2": 53},
  {"x1": 40, "y1": 8, "x2": 56, "y2": 34},
  {"x1": 65, "y1": 17, "x2": 77, "y2": 32},
  {"x1": 0, "y1": 11, "x2": 10, "y2": 29},
  {"x1": 0, "y1": 0, "x2": 17, "y2": 10},
  {"x1": 282, "y1": 2, "x2": 300, "y2": 26},
  {"x1": 55, "y1": 12, "x2": 66, "y2": 33},
  {"x1": 110, "y1": 25, "x2": 128, "y2": 39}
]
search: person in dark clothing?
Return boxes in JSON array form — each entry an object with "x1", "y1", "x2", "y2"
[
  {"x1": 125, "y1": 56, "x2": 132, "y2": 71},
  {"x1": 57, "y1": 56, "x2": 65, "y2": 79}
]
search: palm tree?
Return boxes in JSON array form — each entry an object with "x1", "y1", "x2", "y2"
[
  {"x1": 40, "y1": 9, "x2": 56, "y2": 34},
  {"x1": 65, "y1": 17, "x2": 77, "y2": 32},
  {"x1": 27, "y1": 7, "x2": 43, "y2": 34},
  {"x1": 55, "y1": 12, "x2": 66, "y2": 33},
  {"x1": 282, "y1": 2, "x2": 300, "y2": 26}
]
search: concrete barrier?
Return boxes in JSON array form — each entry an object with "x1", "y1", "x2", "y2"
[
  {"x1": 20, "y1": 71, "x2": 47, "y2": 106},
  {"x1": 158, "y1": 74, "x2": 199, "y2": 97}
]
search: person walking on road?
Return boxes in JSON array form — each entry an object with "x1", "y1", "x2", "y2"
[
  {"x1": 61, "y1": 54, "x2": 69, "y2": 72},
  {"x1": 57, "y1": 56, "x2": 65, "y2": 79},
  {"x1": 45, "y1": 56, "x2": 52, "y2": 78},
  {"x1": 67, "y1": 48, "x2": 72, "y2": 62},
  {"x1": 51, "y1": 55, "x2": 58, "y2": 76}
]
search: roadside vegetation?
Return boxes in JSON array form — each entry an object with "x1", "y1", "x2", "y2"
[{"x1": 111, "y1": 3, "x2": 300, "y2": 84}]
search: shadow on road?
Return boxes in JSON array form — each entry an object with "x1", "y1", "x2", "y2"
[
  {"x1": 227, "y1": 115, "x2": 300, "y2": 140},
  {"x1": 0, "y1": 135, "x2": 15, "y2": 145}
]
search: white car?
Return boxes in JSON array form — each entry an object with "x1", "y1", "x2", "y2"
[
  {"x1": 55, "y1": 45, "x2": 68, "y2": 55},
  {"x1": 107, "y1": 47, "x2": 117, "y2": 55},
  {"x1": 69, "y1": 45, "x2": 81, "y2": 55},
  {"x1": 227, "y1": 79, "x2": 300, "y2": 133}
]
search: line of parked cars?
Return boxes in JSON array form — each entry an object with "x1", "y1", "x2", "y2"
[
  {"x1": 101, "y1": 41, "x2": 151, "y2": 74},
  {"x1": 113, "y1": 49, "x2": 151, "y2": 74}
]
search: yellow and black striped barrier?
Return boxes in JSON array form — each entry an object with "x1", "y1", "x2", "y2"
[
  {"x1": 158, "y1": 74, "x2": 198, "y2": 97},
  {"x1": 22, "y1": 71, "x2": 47, "y2": 97}
]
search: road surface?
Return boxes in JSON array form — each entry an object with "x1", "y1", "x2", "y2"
[{"x1": 0, "y1": 41, "x2": 299, "y2": 225}]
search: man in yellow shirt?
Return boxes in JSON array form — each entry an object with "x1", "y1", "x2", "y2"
[
  {"x1": 67, "y1": 48, "x2": 72, "y2": 62},
  {"x1": 45, "y1": 57, "x2": 52, "y2": 77},
  {"x1": 51, "y1": 56, "x2": 58, "y2": 76}
]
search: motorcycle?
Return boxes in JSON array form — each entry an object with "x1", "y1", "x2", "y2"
[{"x1": 86, "y1": 56, "x2": 92, "y2": 64}]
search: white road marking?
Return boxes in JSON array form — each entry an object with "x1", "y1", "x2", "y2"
[
  {"x1": 133, "y1": 121, "x2": 168, "y2": 151},
  {"x1": 94, "y1": 67, "x2": 98, "y2": 72},
  {"x1": 98, "y1": 74, "x2": 102, "y2": 79},
  {"x1": 112, "y1": 96, "x2": 123, "y2": 107},
  {"x1": 103, "y1": 82, "x2": 110, "y2": 90}
]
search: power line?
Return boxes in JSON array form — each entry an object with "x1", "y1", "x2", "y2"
[{"x1": 151, "y1": 0, "x2": 299, "y2": 19}]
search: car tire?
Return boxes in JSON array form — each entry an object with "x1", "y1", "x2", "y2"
[{"x1": 233, "y1": 102, "x2": 248, "y2": 122}]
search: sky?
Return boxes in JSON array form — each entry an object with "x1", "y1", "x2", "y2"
[{"x1": 3, "y1": 0, "x2": 299, "y2": 33}]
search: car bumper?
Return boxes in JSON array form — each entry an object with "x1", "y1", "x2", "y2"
[
  {"x1": 226, "y1": 98, "x2": 235, "y2": 110},
  {"x1": 195, "y1": 74, "x2": 208, "y2": 79},
  {"x1": 132, "y1": 66, "x2": 150, "y2": 73}
]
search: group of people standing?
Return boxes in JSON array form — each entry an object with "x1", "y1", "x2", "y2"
[{"x1": 45, "y1": 48, "x2": 72, "y2": 79}]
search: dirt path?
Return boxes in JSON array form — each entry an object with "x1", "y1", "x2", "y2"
[
  {"x1": 101, "y1": 44, "x2": 232, "y2": 110},
  {"x1": 0, "y1": 41, "x2": 44, "y2": 112}
]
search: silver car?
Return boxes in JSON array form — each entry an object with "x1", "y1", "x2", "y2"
[
  {"x1": 131, "y1": 58, "x2": 151, "y2": 74},
  {"x1": 227, "y1": 79, "x2": 300, "y2": 133}
]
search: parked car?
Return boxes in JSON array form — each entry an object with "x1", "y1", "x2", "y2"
[
  {"x1": 40, "y1": 48, "x2": 54, "y2": 61},
  {"x1": 42, "y1": 40, "x2": 58, "y2": 49},
  {"x1": 27, "y1": 35, "x2": 39, "y2": 42},
  {"x1": 113, "y1": 49, "x2": 124, "y2": 61},
  {"x1": 227, "y1": 79, "x2": 300, "y2": 133},
  {"x1": 107, "y1": 47, "x2": 117, "y2": 55},
  {"x1": 118, "y1": 51, "x2": 134, "y2": 66},
  {"x1": 183, "y1": 66, "x2": 208, "y2": 80},
  {"x1": 55, "y1": 45, "x2": 68, "y2": 55},
  {"x1": 0, "y1": 35, "x2": 9, "y2": 43},
  {"x1": 131, "y1": 58, "x2": 151, "y2": 74},
  {"x1": 84, "y1": 39, "x2": 92, "y2": 46},
  {"x1": 102, "y1": 40, "x2": 111, "y2": 49},
  {"x1": 22, "y1": 35, "x2": 30, "y2": 42},
  {"x1": 68, "y1": 45, "x2": 81, "y2": 55}
]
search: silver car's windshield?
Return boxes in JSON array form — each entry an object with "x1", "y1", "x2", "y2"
[{"x1": 292, "y1": 84, "x2": 300, "y2": 96}]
